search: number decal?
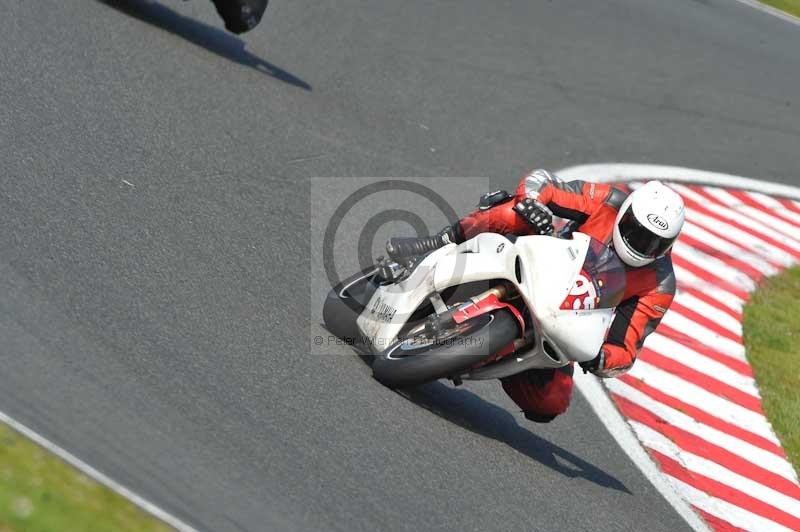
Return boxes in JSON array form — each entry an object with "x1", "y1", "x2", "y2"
[{"x1": 561, "y1": 270, "x2": 599, "y2": 310}]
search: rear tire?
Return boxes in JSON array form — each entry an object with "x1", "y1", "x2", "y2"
[{"x1": 372, "y1": 309, "x2": 520, "y2": 388}]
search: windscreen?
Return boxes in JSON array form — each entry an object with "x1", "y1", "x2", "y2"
[{"x1": 560, "y1": 237, "x2": 627, "y2": 311}]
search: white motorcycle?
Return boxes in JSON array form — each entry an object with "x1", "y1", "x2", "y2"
[{"x1": 323, "y1": 232, "x2": 626, "y2": 388}]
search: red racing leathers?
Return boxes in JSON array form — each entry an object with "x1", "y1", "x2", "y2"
[{"x1": 456, "y1": 170, "x2": 676, "y2": 421}]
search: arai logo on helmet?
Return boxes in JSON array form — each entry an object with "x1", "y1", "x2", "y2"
[{"x1": 647, "y1": 213, "x2": 669, "y2": 231}]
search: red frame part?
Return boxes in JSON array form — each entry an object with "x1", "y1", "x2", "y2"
[{"x1": 450, "y1": 293, "x2": 526, "y2": 334}]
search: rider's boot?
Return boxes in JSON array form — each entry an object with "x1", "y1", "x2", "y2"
[
  {"x1": 386, "y1": 224, "x2": 464, "y2": 261},
  {"x1": 500, "y1": 364, "x2": 575, "y2": 423},
  {"x1": 211, "y1": 0, "x2": 269, "y2": 34}
]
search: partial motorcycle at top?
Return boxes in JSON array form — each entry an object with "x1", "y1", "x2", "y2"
[
  {"x1": 323, "y1": 229, "x2": 627, "y2": 388},
  {"x1": 210, "y1": 0, "x2": 269, "y2": 33}
]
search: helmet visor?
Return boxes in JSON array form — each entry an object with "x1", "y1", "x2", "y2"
[{"x1": 618, "y1": 208, "x2": 676, "y2": 258}]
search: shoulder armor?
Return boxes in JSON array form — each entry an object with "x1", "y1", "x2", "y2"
[
  {"x1": 524, "y1": 169, "x2": 571, "y2": 196},
  {"x1": 604, "y1": 186, "x2": 628, "y2": 210},
  {"x1": 554, "y1": 179, "x2": 585, "y2": 195}
]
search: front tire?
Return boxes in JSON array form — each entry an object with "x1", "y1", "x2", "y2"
[
  {"x1": 372, "y1": 309, "x2": 520, "y2": 388},
  {"x1": 322, "y1": 268, "x2": 377, "y2": 345}
]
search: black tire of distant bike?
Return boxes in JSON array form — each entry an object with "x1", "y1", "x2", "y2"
[{"x1": 371, "y1": 309, "x2": 520, "y2": 389}]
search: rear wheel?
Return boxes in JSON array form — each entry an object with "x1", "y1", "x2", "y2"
[{"x1": 372, "y1": 309, "x2": 520, "y2": 388}]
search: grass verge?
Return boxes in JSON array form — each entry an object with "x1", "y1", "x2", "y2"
[
  {"x1": 743, "y1": 266, "x2": 800, "y2": 472},
  {"x1": 758, "y1": 0, "x2": 800, "y2": 18},
  {"x1": 0, "y1": 422, "x2": 170, "y2": 532}
]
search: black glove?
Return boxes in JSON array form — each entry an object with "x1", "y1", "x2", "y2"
[
  {"x1": 579, "y1": 352, "x2": 603, "y2": 374},
  {"x1": 514, "y1": 198, "x2": 554, "y2": 235},
  {"x1": 386, "y1": 225, "x2": 462, "y2": 261}
]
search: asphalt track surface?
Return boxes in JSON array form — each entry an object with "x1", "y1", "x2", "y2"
[{"x1": 2, "y1": 1, "x2": 799, "y2": 531}]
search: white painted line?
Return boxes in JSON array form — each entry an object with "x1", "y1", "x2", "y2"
[
  {"x1": 572, "y1": 370, "x2": 711, "y2": 532},
  {"x1": 660, "y1": 311, "x2": 746, "y2": 360},
  {"x1": 607, "y1": 379, "x2": 792, "y2": 480},
  {"x1": 684, "y1": 207, "x2": 796, "y2": 267},
  {"x1": 728, "y1": 0, "x2": 800, "y2": 27},
  {"x1": 681, "y1": 222, "x2": 777, "y2": 276},
  {"x1": 670, "y1": 183, "x2": 800, "y2": 252},
  {"x1": 627, "y1": 360, "x2": 776, "y2": 439},
  {"x1": 672, "y1": 265, "x2": 745, "y2": 312},
  {"x1": 672, "y1": 184, "x2": 800, "y2": 244},
  {"x1": 632, "y1": 422, "x2": 800, "y2": 519},
  {"x1": 672, "y1": 241, "x2": 756, "y2": 291},
  {"x1": 560, "y1": 163, "x2": 800, "y2": 199},
  {"x1": 740, "y1": 204, "x2": 800, "y2": 241},
  {"x1": 710, "y1": 188, "x2": 800, "y2": 241},
  {"x1": 668, "y1": 477, "x2": 795, "y2": 532},
  {"x1": 746, "y1": 191, "x2": 800, "y2": 226},
  {"x1": 671, "y1": 293, "x2": 743, "y2": 336},
  {"x1": 645, "y1": 334, "x2": 757, "y2": 396},
  {"x1": 0, "y1": 409, "x2": 198, "y2": 532}
]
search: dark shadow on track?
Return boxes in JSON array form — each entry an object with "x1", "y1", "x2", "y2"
[
  {"x1": 97, "y1": 0, "x2": 312, "y2": 91},
  {"x1": 399, "y1": 381, "x2": 631, "y2": 494}
]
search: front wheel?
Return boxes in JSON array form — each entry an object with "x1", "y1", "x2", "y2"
[
  {"x1": 372, "y1": 309, "x2": 520, "y2": 388},
  {"x1": 322, "y1": 268, "x2": 377, "y2": 346}
]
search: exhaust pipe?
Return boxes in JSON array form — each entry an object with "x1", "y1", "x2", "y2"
[{"x1": 466, "y1": 284, "x2": 509, "y2": 305}]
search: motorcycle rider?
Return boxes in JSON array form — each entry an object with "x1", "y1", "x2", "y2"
[
  {"x1": 386, "y1": 170, "x2": 685, "y2": 422},
  {"x1": 211, "y1": 0, "x2": 269, "y2": 34}
]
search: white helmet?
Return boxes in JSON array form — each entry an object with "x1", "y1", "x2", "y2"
[{"x1": 612, "y1": 181, "x2": 685, "y2": 268}]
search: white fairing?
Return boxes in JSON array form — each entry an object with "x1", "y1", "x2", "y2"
[{"x1": 356, "y1": 232, "x2": 618, "y2": 380}]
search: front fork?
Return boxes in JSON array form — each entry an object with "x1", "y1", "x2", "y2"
[
  {"x1": 428, "y1": 284, "x2": 533, "y2": 386},
  {"x1": 447, "y1": 284, "x2": 526, "y2": 334}
]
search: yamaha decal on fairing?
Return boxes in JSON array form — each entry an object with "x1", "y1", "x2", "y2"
[{"x1": 369, "y1": 296, "x2": 397, "y2": 323}]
